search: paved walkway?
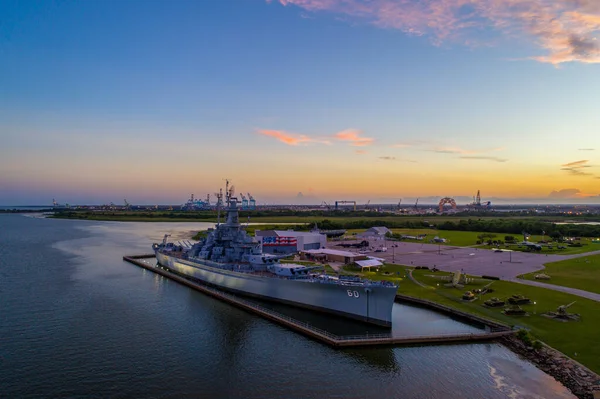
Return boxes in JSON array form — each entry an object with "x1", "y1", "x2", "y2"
[
  {"x1": 407, "y1": 269, "x2": 429, "y2": 288},
  {"x1": 559, "y1": 249, "x2": 600, "y2": 259}
]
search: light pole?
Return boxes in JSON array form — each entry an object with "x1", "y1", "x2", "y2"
[{"x1": 534, "y1": 301, "x2": 537, "y2": 314}]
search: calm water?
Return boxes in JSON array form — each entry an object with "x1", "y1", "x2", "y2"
[{"x1": 0, "y1": 214, "x2": 575, "y2": 399}]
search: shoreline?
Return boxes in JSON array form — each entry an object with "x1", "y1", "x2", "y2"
[
  {"x1": 399, "y1": 295, "x2": 600, "y2": 399},
  {"x1": 501, "y1": 336, "x2": 600, "y2": 399}
]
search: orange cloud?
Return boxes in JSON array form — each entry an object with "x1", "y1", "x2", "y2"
[
  {"x1": 273, "y1": 0, "x2": 600, "y2": 64},
  {"x1": 560, "y1": 160, "x2": 596, "y2": 177},
  {"x1": 257, "y1": 129, "x2": 330, "y2": 145},
  {"x1": 562, "y1": 160, "x2": 589, "y2": 168},
  {"x1": 335, "y1": 129, "x2": 374, "y2": 146}
]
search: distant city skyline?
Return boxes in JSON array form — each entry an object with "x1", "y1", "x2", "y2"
[{"x1": 1, "y1": 1, "x2": 599, "y2": 205}]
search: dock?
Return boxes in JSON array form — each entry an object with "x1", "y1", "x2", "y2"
[{"x1": 123, "y1": 255, "x2": 514, "y2": 347}]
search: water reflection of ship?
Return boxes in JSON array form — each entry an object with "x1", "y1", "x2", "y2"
[
  {"x1": 185, "y1": 288, "x2": 253, "y2": 370},
  {"x1": 343, "y1": 347, "x2": 399, "y2": 372},
  {"x1": 249, "y1": 296, "x2": 392, "y2": 337}
]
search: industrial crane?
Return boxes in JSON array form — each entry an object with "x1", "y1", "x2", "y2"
[
  {"x1": 335, "y1": 200, "x2": 357, "y2": 211},
  {"x1": 247, "y1": 193, "x2": 256, "y2": 210}
]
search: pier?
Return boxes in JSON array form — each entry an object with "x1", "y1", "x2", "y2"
[{"x1": 123, "y1": 255, "x2": 514, "y2": 347}]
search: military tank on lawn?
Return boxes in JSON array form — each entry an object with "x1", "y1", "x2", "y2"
[
  {"x1": 503, "y1": 305, "x2": 527, "y2": 316},
  {"x1": 484, "y1": 297, "x2": 505, "y2": 307},
  {"x1": 508, "y1": 294, "x2": 531, "y2": 305},
  {"x1": 462, "y1": 291, "x2": 477, "y2": 301}
]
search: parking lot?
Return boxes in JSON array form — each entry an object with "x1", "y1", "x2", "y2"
[{"x1": 327, "y1": 239, "x2": 567, "y2": 279}]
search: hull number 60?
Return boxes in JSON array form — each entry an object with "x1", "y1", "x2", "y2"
[{"x1": 347, "y1": 290, "x2": 360, "y2": 298}]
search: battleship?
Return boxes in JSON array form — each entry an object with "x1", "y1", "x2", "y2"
[{"x1": 153, "y1": 183, "x2": 398, "y2": 327}]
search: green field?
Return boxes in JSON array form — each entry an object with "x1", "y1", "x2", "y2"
[
  {"x1": 344, "y1": 228, "x2": 485, "y2": 246},
  {"x1": 520, "y1": 254, "x2": 600, "y2": 294},
  {"x1": 341, "y1": 263, "x2": 600, "y2": 373}
]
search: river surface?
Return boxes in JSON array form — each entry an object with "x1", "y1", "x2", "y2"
[{"x1": 0, "y1": 214, "x2": 576, "y2": 399}]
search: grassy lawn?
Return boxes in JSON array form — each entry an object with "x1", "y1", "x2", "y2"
[
  {"x1": 519, "y1": 254, "x2": 600, "y2": 294},
  {"x1": 500, "y1": 236, "x2": 600, "y2": 255},
  {"x1": 390, "y1": 229, "x2": 489, "y2": 246},
  {"x1": 344, "y1": 263, "x2": 600, "y2": 373}
]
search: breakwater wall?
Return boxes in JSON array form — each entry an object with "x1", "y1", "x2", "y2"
[
  {"x1": 502, "y1": 336, "x2": 600, "y2": 399},
  {"x1": 395, "y1": 294, "x2": 510, "y2": 332},
  {"x1": 123, "y1": 255, "x2": 513, "y2": 348}
]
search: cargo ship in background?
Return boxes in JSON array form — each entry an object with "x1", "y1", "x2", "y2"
[{"x1": 153, "y1": 182, "x2": 398, "y2": 327}]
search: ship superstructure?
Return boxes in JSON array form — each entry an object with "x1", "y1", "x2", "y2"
[{"x1": 153, "y1": 182, "x2": 397, "y2": 326}]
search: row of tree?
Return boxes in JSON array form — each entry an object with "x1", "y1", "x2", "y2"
[{"x1": 312, "y1": 219, "x2": 600, "y2": 238}]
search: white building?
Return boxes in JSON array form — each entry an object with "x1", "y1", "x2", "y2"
[
  {"x1": 255, "y1": 230, "x2": 327, "y2": 255},
  {"x1": 300, "y1": 248, "x2": 367, "y2": 264},
  {"x1": 357, "y1": 226, "x2": 391, "y2": 239}
]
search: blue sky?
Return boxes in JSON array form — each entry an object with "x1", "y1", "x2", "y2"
[{"x1": 1, "y1": 0, "x2": 599, "y2": 205}]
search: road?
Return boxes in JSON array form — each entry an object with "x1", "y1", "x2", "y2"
[{"x1": 328, "y1": 239, "x2": 600, "y2": 302}]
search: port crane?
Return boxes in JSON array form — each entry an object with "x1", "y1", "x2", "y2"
[
  {"x1": 240, "y1": 193, "x2": 248, "y2": 209},
  {"x1": 247, "y1": 193, "x2": 256, "y2": 210},
  {"x1": 320, "y1": 201, "x2": 332, "y2": 210}
]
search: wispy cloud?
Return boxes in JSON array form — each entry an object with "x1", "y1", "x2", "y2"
[
  {"x1": 428, "y1": 145, "x2": 504, "y2": 155},
  {"x1": 379, "y1": 156, "x2": 396, "y2": 160},
  {"x1": 578, "y1": 148, "x2": 595, "y2": 151},
  {"x1": 391, "y1": 143, "x2": 412, "y2": 148},
  {"x1": 460, "y1": 155, "x2": 507, "y2": 162},
  {"x1": 257, "y1": 129, "x2": 331, "y2": 146},
  {"x1": 355, "y1": 149, "x2": 367, "y2": 154},
  {"x1": 560, "y1": 159, "x2": 595, "y2": 176},
  {"x1": 335, "y1": 129, "x2": 374, "y2": 146},
  {"x1": 273, "y1": 0, "x2": 600, "y2": 64},
  {"x1": 431, "y1": 146, "x2": 478, "y2": 155},
  {"x1": 562, "y1": 159, "x2": 589, "y2": 168}
]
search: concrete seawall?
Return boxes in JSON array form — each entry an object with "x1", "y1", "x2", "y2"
[
  {"x1": 123, "y1": 255, "x2": 514, "y2": 347},
  {"x1": 395, "y1": 294, "x2": 510, "y2": 332}
]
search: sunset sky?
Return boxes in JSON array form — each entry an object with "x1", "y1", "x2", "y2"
[{"x1": 1, "y1": 0, "x2": 599, "y2": 205}]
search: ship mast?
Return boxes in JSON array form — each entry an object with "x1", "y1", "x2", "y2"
[{"x1": 215, "y1": 188, "x2": 223, "y2": 226}]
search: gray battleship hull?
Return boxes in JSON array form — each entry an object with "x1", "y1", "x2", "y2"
[{"x1": 156, "y1": 252, "x2": 397, "y2": 327}]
